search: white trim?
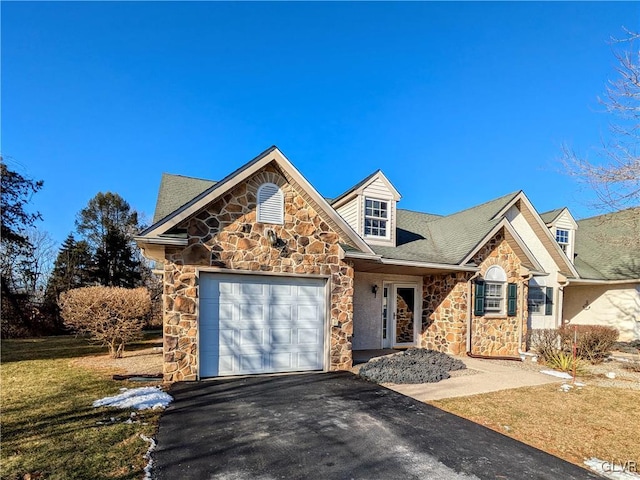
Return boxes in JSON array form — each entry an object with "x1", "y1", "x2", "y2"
[
  {"x1": 363, "y1": 196, "x2": 391, "y2": 240},
  {"x1": 134, "y1": 236, "x2": 188, "y2": 246},
  {"x1": 566, "y1": 278, "x2": 640, "y2": 286},
  {"x1": 378, "y1": 257, "x2": 479, "y2": 272},
  {"x1": 140, "y1": 147, "x2": 375, "y2": 255},
  {"x1": 491, "y1": 192, "x2": 579, "y2": 277},
  {"x1": 460, "y1": 219, "x2": 545, "y2": 273},
  {"x1": 332, "y1": 170, "x2": 401, "y2": 209},
  {"x1": 390, "y1": 283, "x2": 420, "y2": 347}
]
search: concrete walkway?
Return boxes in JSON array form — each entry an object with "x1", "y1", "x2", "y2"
[{"x1": 385, "y1": 356, "x2": 564, "y2": 401}]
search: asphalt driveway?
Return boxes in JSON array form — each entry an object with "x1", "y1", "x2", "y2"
[{"x1": 153, "y1": 372, "x2": 601, "y2": 480}]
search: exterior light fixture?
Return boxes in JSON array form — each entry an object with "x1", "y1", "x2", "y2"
[
  {"x1": 265, "y1": 228, "x2": 278, "y2": 247},
  {"x1": 372, "y1": 284, "x2": 379, "y2": 297}
]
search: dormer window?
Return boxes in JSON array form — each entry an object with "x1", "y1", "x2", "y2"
[
  {"x1": 556, "y1": 229, "x2": 569, "y2": 253},
  {"x1": 364, "y1": 198, "x2": 388, "y2": 238},
  {"x1": 257, "y1": 183, "x2": 284, "y2": 224}
]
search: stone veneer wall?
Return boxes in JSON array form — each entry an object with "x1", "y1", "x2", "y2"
[
  {"x1": 162, "y1": 164, "x2": 354, "y2": 382},
  {"x1": 420, "y1": 229, "x2": 528, "y2": 357},
  {"x1": 420, "y1": 272, "x2": 472, "y2": 355},
  {"x1": 470, "y1": 230, "x2": 527, "y2": 356}
]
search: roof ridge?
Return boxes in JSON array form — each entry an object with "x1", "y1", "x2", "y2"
[
  {"x1": 577, "y1": 206, "x2": 640, "y2": 222},
  {"x1": 439, "y1": 190, "x2": 520, "y2": 219},
  {"x1": 162, "y1": 172, "x2": 217, "y2": 183}
]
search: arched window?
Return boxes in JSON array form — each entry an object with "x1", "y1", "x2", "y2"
[
  {"x1": 484, "y1": 266, "x2": 506, "y2": 313},
  {"x1": 257, "y1": 183, "x2": 284, "y2": 224}
]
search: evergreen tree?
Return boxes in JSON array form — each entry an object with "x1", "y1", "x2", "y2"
[
  {"x1": 75, "y1": 192, "x2": 144, "y2": 287},
  {"x1": 45, "y1": 234, "x2": 94, "y2": 303}
]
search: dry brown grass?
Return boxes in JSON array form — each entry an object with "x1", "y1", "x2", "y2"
[{"x1": 430, "y1": 384, "x2": 640, "y2": 466}]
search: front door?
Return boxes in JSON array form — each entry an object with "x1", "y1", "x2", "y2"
[{"x1": 382, "y1": 283, "x2": 418, "y2": 348}]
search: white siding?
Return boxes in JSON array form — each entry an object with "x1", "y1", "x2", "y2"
[
  {"x1": 506, "y1": 205, "x2": 564, "y2": 329},
  {"x1": 352, "y1": 272, "x2": 422, "y2": 349},
  {"x1": 363, "y1": 179, "x2": 396, "y2": 246},
  {"x1": 564, "y1": 284, "x2": 640, "y2": 341},
  {"x1": 554, "y1": 211, "x2": 576, "y2": 230},
  {"x1": 336, "y1": 198, "x2": 360, "y2": 235}
]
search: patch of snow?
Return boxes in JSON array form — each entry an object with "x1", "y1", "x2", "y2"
[
  {"x1": 560, "y1": 384, "x2": 573, "y2": 392},
  {"x1": 540, "y1": 370, "x2": 573, "y2": 379},
  {"x1": 140, "y1": 434, "x2": 156, "y2": 480},
  {"x1": 93, "y1": 386, "x2": 173, "y2": 410},
  {"x1": 585, "y1": 458, "x2": 640, "y2": 479},
  {"x1": 606, "y1": 372, "x2": 617, "y2": 379}
]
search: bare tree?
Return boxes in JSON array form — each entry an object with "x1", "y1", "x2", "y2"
[
  {"x1": 58, "y1": 286, "x2": 151, "y2": 358},
  {"x1": 562, "y1": 28, "x2": 640, "y2": 247}
]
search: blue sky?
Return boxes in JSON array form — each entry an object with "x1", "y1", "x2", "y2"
[{"x1": 3, "y1": 2, "x2": 639, "y2": 247}]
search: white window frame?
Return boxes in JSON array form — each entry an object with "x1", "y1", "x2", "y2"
[
  {"x1": 256, "y1": 183, "x2": 284, "y2": 224},
  {"x1": 527, "y1": 286, "x2": 546, "y2": 314},
  {"x1": 556, "y1": 228, "x2": 569, "y2": 254},
  {"x1": 484, "y1": 265, "x2": 506, "y2": 314},
  {"x1": 364, "y1": 197, "x2": 389, "y2": 239}
]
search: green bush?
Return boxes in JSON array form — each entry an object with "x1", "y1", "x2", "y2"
[{"x1": 559, "y1": 325, "x2": 619, "y2": 364}]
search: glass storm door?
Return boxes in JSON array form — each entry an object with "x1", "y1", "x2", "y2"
[
  {"x1": 393, "y1": 285, "x2": 417, "y2": 346},
  {"x1": 381, "y1": 285, "x2": 392, "y2": 348}
]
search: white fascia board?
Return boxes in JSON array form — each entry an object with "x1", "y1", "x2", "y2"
[
  {"x1": 275, "y1": 150, "x2": 375, "y2": 255},
  {"x1": 459, "y1": 219, "x2": 545, "y2": 273},
  {"x1": 364, "y1": 171, "x2": 401, "y2": 201},
  {"x1": 379, "y1": 257, "x2": 478, "y2": 272},
  {"x1": 134, "y1": 235, "x2": 188, "y2": 246},
  {"x1": 141, "y1": 147, "x2": 375, "y2": 255},
  {"x1": 567, "y1": 278, "x2": 640, "y2": 286},
  {"x1": 492, "y1": 191, "x2": 579, "y2": 278}
]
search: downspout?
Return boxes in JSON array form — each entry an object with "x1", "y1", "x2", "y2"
[
  {"x1": 556, "y1": 276, "x2": 571, "y2": 327},
  {"x1": 518, "y1": 272, "x2": 534, "y2": 358}
]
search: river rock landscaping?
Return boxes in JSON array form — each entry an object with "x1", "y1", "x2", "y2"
[{"x1": 358, "y1": 348, "x2": 466, "y2": 384}]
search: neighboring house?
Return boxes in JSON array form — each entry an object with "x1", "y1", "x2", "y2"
[{"x1": 136, "y1": 147, "x2": 640, "y2": 382}]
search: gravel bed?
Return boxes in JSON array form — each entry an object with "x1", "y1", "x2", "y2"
[
  {"x1": 481, "y1": 354, "x2": 640, "y2": 390},
  {"x1": 358, "y1": 348, "x2": 466, "y2": 384}
]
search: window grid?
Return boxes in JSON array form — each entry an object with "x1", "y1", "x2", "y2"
[
  {"x1": 485, "y1": 282, "x2": 503, "y2": 312},
  {"x1": 364, "y1": 198, "x2": 388, "y2": 238},
  {"x1": 528, "y1": 286, "x2": 546, "y2": 314},
  {"x1": 556, "y1": 229, "x2": 569, "y2": 253}
]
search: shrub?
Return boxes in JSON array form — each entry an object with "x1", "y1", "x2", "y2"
[
  {"x1": 528, "y1": 329, "x2": 561, "y2": 362},
  {"x1": 545, "y1": 350, "x2": 588, "y2": 376},
  {"x1": 559, "y1": 325, "x2": 619, "y2": 364},
  {"x1": 59, "y1": 286, "x2": 151, "y2": 358}
]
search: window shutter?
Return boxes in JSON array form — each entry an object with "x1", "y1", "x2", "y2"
[
  {"x1": 257, "y1": 183, "x2": 284, "y2": 224},
  {"x1": 474, "y1": 281, "x2": 485, "y2": 316},
  {"x1": 507, "y1": 283, "x2": 517, "y2": 316},
  {"x1": 545, "y1": 287, "x2": 553, "y2": 315}
]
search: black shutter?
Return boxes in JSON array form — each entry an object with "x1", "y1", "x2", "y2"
[
  {"x1": 545, "y1": 287, "x2": 553, "y2": 315},
  {"x1": 474, "y1": 281, "x2": 485, "y2": 316},
  {"x1": 507, "y1": 283, "x2": 517, "y2": 316}
]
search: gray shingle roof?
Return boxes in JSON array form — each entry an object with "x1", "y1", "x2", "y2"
[
  {"x1": 153, "y1": 173, "x2": 216, "y2": 224},
  {"x1": 373, "y1": 192, "x2": 520, "y2": 265},
  {"x1": 540, "y1": 208, "x2": 565, "y2": 224},
  {"x1": 573, "y1": 208, "x2": 640, "y2": 280}
]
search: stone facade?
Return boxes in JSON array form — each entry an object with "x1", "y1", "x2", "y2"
[
  {"x1": 420, "y1": 272, "x2": 471, "y2": 355},
  {"x1": 161, "y1": 164, "x2": 355, "y2": 382},
  {"x1": 419, "y1": 229, "x2": 528, "y2": 357},
  {"x1": 470, "y1": 230, "x2": 528, "y2": 356}
]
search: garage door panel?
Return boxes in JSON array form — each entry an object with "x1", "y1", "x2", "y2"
[
  {"x1": 270, "y1": 329, "x2": 292, "y2": 345},
  {"x1": 239, "y1": 329, "x2": 265, "y2": 346},
  {"x1": 297, "y1": 328, "x2": 320, "y2": 345},
  {"x1": 199, "y1": 274, "x2": 326, "y2": 378}
]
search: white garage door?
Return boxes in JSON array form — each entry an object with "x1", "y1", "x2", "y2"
[{"x1": 199, "y1": 273, "x2": 326, "y2": 377}]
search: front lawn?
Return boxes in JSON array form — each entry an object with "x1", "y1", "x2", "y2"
[
  {"x1": 1, "y1": 334, "x2": 163, "y2": 480},
  {"x1": 430, "y1": 383, "x2": 640, "y2": 468}
]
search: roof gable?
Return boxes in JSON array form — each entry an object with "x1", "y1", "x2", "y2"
[
  {"x1": 153, "y1": 173, "x2": 216, "y2": 224},
  {"x1": 140, "y1": 147, "x2": 374, "y2": 254},
  {"x1": 331, "y1": 170, "x2": 400, "y2": 208}
]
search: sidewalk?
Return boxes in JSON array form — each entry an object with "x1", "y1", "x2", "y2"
[{"x1": 386, "y1": 356, "x2": 564, "y2": 401}]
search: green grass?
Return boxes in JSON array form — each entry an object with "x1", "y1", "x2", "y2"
[{"x1": 1, "y1": 333, "x2": 163, "y2": 480}]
